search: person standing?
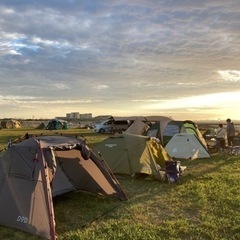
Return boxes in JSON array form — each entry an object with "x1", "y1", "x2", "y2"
[
  {"x1": 226, "y1": 118, "x2": 235, "y2": 146},
  {"x1": 216, "y1": 123, "x2": 227, "y2": 152}
]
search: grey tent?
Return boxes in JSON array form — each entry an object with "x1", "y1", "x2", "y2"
[
  {"x1": 144, "y1": 116, "x2": 173, "y2": 143},
  {"x1": 0, "y1": 135, "x2": 127, "y2": 240},
  {"x1": 124, "y1": 116, "x2": 172, "y2": 144},
  {"x1": 35, "y1": 122, "x2": 46, "y2": 129},
  {"x1": 125, "y1": 117, "x2": 150, "y2": 135}
]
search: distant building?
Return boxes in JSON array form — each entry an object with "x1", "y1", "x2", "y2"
[
  {"x1": 66, "y1": 112, "x2": 80, "y2": 119},
  {"x1": 65, "y1": 112, "x2": 92, "y2": 119},
  {"x1": 80, "y1": 113, "x2": 92, "y2": 119}
]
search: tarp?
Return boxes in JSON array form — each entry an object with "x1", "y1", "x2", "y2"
[{"x1": 0, "y1": 135, "x2": 127, "y2": 239}]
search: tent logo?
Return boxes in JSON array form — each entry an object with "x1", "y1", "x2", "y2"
[
  {"x1": 105, "y1": 144, "x2": 117, "y2": 148},
  {"x1": 172, "y1": 147, "x2": 178, "y2": 153},
  {"x1": 17, "y1": 216, "x2": 28, "y2": 224}
]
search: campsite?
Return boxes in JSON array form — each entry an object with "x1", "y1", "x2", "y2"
[{"x1": 0, "y1": 126, "x2": 240, "y2": 240}]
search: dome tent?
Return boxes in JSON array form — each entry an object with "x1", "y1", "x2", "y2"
[
  {"x1": 0, "y1": 119, "x2": 21, "y2": 129},
  {"x1": 0, "y1": 135, "x2": 127, "y2": 239},
  {"x1": 46, "y1": 119, "x2": 68, "y2": 130},
  {"x1": 92, "y1": 133, "x2": 171, "y2": 179}
]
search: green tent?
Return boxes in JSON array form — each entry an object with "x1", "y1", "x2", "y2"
[
  {"x1": 92, "y1": 133, "x2": 171, "y2": 179},
  {"x1": 162, "y1": 120, "x2": 207, "y2": 148},
  {"x1": 46, "y1": 119, "x2": 68, "y2": 130}
]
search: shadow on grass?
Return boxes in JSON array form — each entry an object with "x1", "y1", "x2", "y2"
[{"x1": 53, "y1": 173, "x2": 185, "y2": 237}]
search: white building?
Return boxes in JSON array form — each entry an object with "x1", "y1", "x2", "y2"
[{"x1": 66, "y1": 112, "x2": 92, "y2": 119}]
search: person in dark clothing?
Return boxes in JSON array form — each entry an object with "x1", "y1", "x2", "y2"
[{"x1": 226, "y1": 118, "x2": 235, "y2": 146}]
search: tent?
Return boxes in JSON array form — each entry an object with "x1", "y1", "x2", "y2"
[
  {"x1": 124, "y1": 116, "x2": 172, "y2": 144},
  {"x1": 121, "y1": 118, "x2": 209, "y2": 156},
  {"x1": 0, "y1": 135, "x2": 127, "y2": 240},
  {"x1": 35, "y1": 122, "x2": 46, "y2": 129},
  {"x1": 165, "y1": 133, "x2": 211, "y2": 160},
  {"x1": 0, "y1": 119, "x2": 21, "y2": 129},
  {"x1": 124, "y1": 117, "x2": 150, "y2": 135},
  {"x1": 46, "y1": 119, "x2": 68, "y2": 130},
  {"x1": 162, "y1": 120, "x2": 207, "y2": 148},
  {"x1": 92, "y1": 133, "x2": 171, "y2": 179}
]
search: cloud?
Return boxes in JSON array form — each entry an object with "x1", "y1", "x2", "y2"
[
  {"x1": 218, "y1": 70, "x2": 240, "y2": 82},
  {"x1": 0, "y1": 0, "x2": 239, "y2": 119},
  {"x1": 94, "y1": 85, "x2": 109, "y2": 90}
]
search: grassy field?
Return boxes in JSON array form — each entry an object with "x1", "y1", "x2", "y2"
[{"x1": 0, "y1": 128, "x2": 240, "y2": 240}]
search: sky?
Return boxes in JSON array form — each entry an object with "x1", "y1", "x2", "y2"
[{"x1": 0, "y1": 0, "x2": 240, "y2": 121}]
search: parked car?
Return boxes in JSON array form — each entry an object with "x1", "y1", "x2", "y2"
[{"x1": 93, "y1": 119, "x2": 131, "y2": 133}]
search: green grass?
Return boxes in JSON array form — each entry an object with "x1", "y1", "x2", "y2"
[
  {"x1": 0, "y1": 128, "x2": 110, "y2": 150},
  {"x1": 1, "y1": 128, "x2": 240, "y2": 239}
]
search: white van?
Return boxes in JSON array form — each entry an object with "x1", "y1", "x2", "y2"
[{"x1": 93, "y1": 119, "x2": 131, "y2": 133}]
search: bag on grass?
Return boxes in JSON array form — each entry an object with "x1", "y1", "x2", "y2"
[{"x1": 165, "y1": 160, "x2": 180, "y2": 183}]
